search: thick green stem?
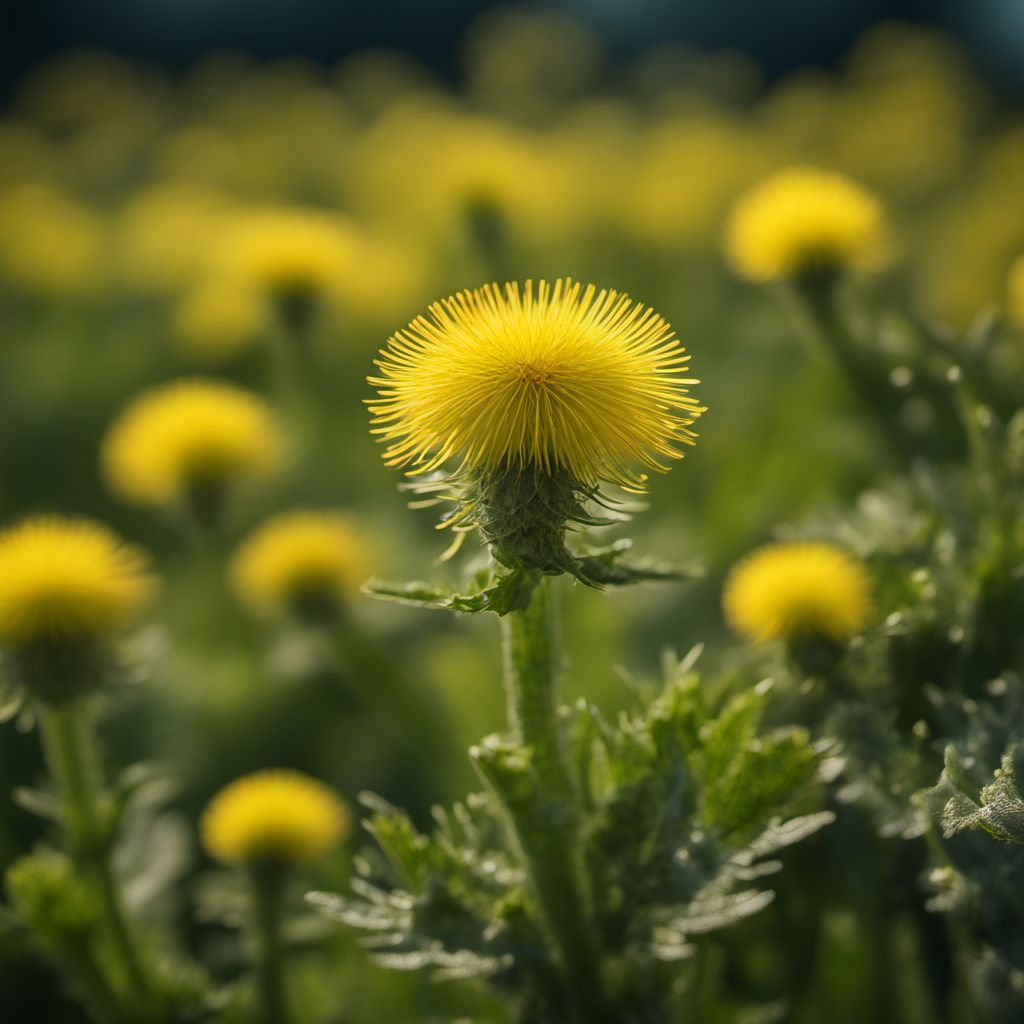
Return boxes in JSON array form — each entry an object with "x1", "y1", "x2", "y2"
[
  {"x1": 502, "y1": 577, "x2": 572, "y2": 795},
  {"x1": 500, "y1": 577, "x2": 608, "y2": 1021},
  {"x1": 249, "y1": 863, "x2": 289, "y2": 1024},
  {"x1": 37, "y1": 702, "x2": 157, "y2": 1016},
  {"x1": 60, "y1": 941, "x2": 128, "y2": 1024}
]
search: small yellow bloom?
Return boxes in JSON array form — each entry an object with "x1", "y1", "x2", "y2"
[
  {"x1": 173, "y1": 278, "x2": 268, "y2": 361},
  {"x1": 0, "y1": 516, "x2": 154, "y2": 648},
  {"x1": 724, "y1": 167, "x2": 890, "y2": 284},
  {"x1": 723, "y1": 541, "x2": 872, "y2": 645},
  {"x1": 0, "y1": 185, "x2": 105, "y2": 297},
  {"x1": 230, "y1": 510, "x2": 371, "y2": 616},
  {"x1": 213, "y1": 206, "x2": 356, "y2": 306},
  {"x1": 368, "y1": 279, "x2": 704, "y2": 492},
  {"x1": 201, "y1": 770, "x2": 347, "y2": 865},
  {"x1": 115, "y1": 183, "x2": 234, "y2": 295},
  {"x1": 102, "y1": 379, "x2": 286, "y2": 507},
  {"x1": 1007, "y1": 255, "x2": 1024, "y2": 328}
]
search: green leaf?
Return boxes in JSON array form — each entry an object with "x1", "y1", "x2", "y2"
[
  {"x1": 364, "y1": 569, "x2": 538, "y2": 615},
  {"x1": 933, "y1": 743, "x2": 1024, "y2": 844},
  {"x1": 570, "y1": 538, "x2": 704, "y2": 589}
]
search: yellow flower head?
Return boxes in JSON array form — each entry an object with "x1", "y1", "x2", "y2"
[
  {"x1": 102, "y1": 379, "x2": 286, "y2": 507},
  {"x1": 230, "y1": 510, "x2": 371, "y2": 616},
  {"x1": 1007, "y1": 255, "x2": 1024, "y2": 328},
  {"x1": 115, "y1": 183, "x2": 234, "y2": 295},
  {"x1": 0, "y1": 516, "x2": 155, "y2": 648},
  {"x1": 201, "y1": 769, "x2": 347, "y2": 865},
  {"x1": 724, "y1": 167, "x2": 891, "y2": 284},
  {"x1": 0, "y1": 185, "x2": 105, "y2": 297},
  {"x1": 723, "y1": 541, "x2": 872, "y2": 645},
  {"x1": 368, "y1": 279, "x2": 704, "y2": 492},
  {"x1": 214, "y1": 206, "x2": 356, "y2": 304},
  {"x1": 173, "y1": 279, "x2": 268, "y2": 361}
]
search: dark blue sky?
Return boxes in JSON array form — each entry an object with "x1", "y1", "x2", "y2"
[{"x1": 1, "y1": 0, "x2": 1019, "y2": 101}]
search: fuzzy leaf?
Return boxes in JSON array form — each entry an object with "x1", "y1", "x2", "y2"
[
  {"x1": 662, "y1": 888, "x2": 775, "y2": 936},
  {"x1": 935, "y1": 744, "x2": 1024, "y2": 843}
]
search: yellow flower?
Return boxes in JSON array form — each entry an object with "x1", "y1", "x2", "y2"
[
  {"x1": 173, "y1": 278, "x2": 268, "y2": 361},
  {"x1": 230, "y1": 511, "x2": 371, "y2": 616},
  {"x1": 0, "y1": 185, "x2": 105, "y2": 297},
  {"x1": 724, "y1": 167, "x2": 891, "y2": 283},
  {"x1": 102, "y1": 379, "x2": 286, "y2": 507},
  {"x1": 368, "y1": 279, "x2": 704, "y2": 492},
  {"x1": 723, "y1": 541, "x2": 872, "y2": 645},
  {"x1": 0, "y1": 516, "x2": 154, "y2": 648},
  {"x1": 115, "y1": 183, "x2": 234, "y2": 294},
  {"x1": 1007, "y1": 255, "x2": 1024, "y2": 328},
  {"x1": 201, "y1": 770, "x2": 347, "y2": 865},
  {"x1": 213, "y1": 206, "x2": 356, "y2": 306}
]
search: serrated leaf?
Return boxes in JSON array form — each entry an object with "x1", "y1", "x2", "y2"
[
  {"x1": 663, "y1": 888, "x2": 775, "y2": 935},
  {"x1": 937, "y1": 744, "x2": 1024, "y2": 843},
  {"x1": 733, "y1": 811, "x2": 836, "y2": 865}
]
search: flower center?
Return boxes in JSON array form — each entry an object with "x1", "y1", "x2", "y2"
[{"x1": 512, "y1": 363, "x2": 551, "y2": 387}]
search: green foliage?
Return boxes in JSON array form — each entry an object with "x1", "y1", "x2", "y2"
[
  {"x1": 368, "y1": 539, "x2": 701, "y2": 617},
  {"x1": 930, "y1": 744, "x2": 1024, "y2": 844},
  {"x1": 311, "y1": 653, "x2": 832, "y2": 1020},
  {"x1": 6, "y1": 850, "x2": 100, "y2": 943}
]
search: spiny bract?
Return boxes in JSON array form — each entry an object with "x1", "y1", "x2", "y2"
[
  {"x1": 723, "y1": 540, "x2": 872, "y2": 644},
  {"x1": 0, "y1": 516, "x2": 155, "y2": 647},
  {"x1": 724, "y1": 166, "x2": 891, "y2": 284},
  {"x1": 201, "y1": 769, "x2": 348, "y2": 865},
  {"x1": 367, "y1": 278, "x2": 704, "y2": 492}
]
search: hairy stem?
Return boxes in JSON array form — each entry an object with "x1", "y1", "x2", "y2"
[
  {"x1": 501, "y1": 577, "x2": 608, "y2": 1021},
  {"x1": 37, "y1": 701, "x2": 158, "y2": 1018}
]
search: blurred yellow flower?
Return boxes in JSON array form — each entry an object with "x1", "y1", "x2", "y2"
[
  {"x1": 0, "y1": 185, "x2": 105, "y2": 297},
  {"x1": 1006, "y1": 255, "x2": 1024, "y2": 328},
  {"x1": 724, "y1": 167, "x2": 890, "y2": 283},
  {"x1": 102, "y1": 379, "x2": 286, "y2": 507},
  {"x1": 0, "y1": 516, "x2": 154, "y2": 648},
  {"x1": 201, "y1": 769, "x2": 347, "y2": 865},
  {"x1": 351, "y1": 105, "x2": 586, "y2": 246},
  {"x1": 723, "y1": 541, "x2": 872, "y2": 645},
  {"x1": 368, "y1": 279, "x2": 704, "y2": 491},
  {"x1": 173, "y1": 278, "x2": 268, "y2": 360},
  {"x1": 115, "y1": 183, "x2": 234, "y2": 294},
  {"x1": 230, "y1": 510, "x2": 371, "y2": 616},
  {"x1": 624, "y1": 117, "x2": 764, "y2": 249},
  {"x1": 213, "y1": 206, "x2": 356, "y2": 310}
]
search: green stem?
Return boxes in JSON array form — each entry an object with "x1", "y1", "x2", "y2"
[
  {"x1": 37, "y1": 702, "x2": 157, "y2": 1016},
  {"x1": 60, "y1": 941, "x2": 129, "y2": 1024},
  {"x1": 923, "y1": 827, "x2": 980, "y2": 1020},
  {"x1": 791, "y1": 278, "x2": 911, "y2": 459},
  {"x1": 500, "y1": 577, "x2": 608, "y2": 1022},
  {"x1": 249, "y1": 863, "x2": 289, "y2": 1024}
]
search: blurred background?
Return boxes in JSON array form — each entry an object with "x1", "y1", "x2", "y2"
[
  {"x1": 6, "y1": 0, "x2": 1024, "y2": 98},
  {"x1": 2, "y1": 0, "x2": 1024, "y2": 1021}
]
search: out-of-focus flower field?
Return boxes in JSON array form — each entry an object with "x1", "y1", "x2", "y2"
[{"x1": 1, "y1": 9, "x2": 1024, "y2": 1023}]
